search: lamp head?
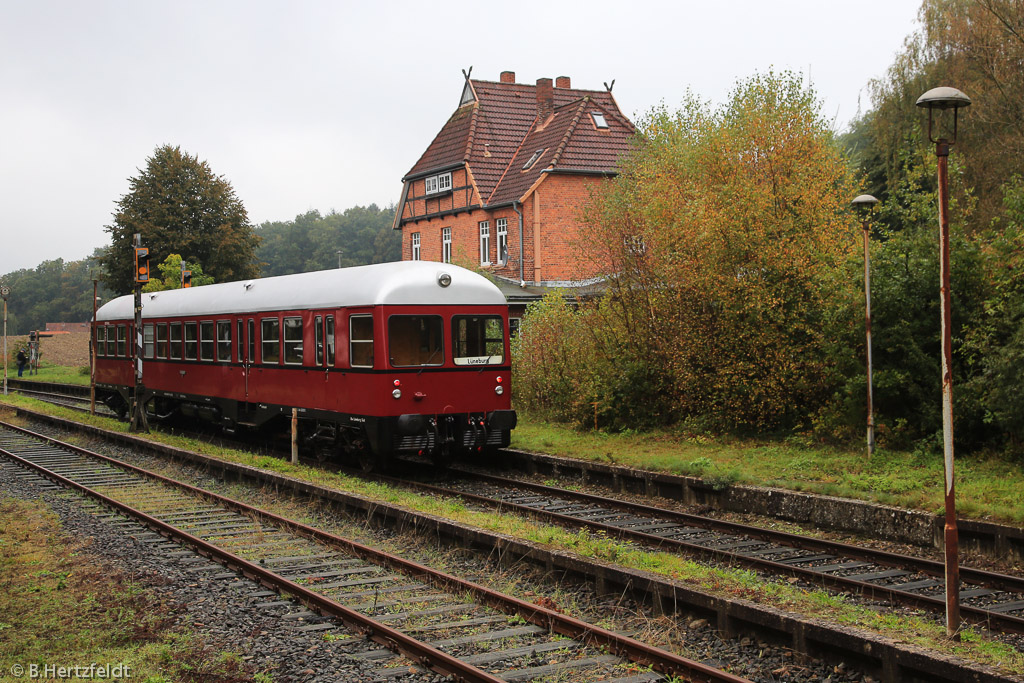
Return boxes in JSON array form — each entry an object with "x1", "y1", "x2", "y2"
[{"x1": 917, "y1": 87, "x2": 971, "y2": 144}]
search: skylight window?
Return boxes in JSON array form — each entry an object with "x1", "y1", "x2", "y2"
[
  {"x1": 591, "y1": 111, "x2": 609, "y2": 129},
  {"x1": 523, "y1": 149, "x2": 545, "y2": 170}
]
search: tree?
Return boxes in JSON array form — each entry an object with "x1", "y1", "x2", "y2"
[
  {"x1": 256, "y1": 205, "x2": 399, "y2": 276},
  {"x1": 104, "y1": 145, "x2": 260, "y2": 294},
  {"x1": 580, "y1": 72, "x2": 858, "y2": 430},
  {"x1": 142, "y1": 254, "x2": 215, "y2": 293}
]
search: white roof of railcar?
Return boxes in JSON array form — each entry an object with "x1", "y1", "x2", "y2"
[{"x1": 96, "y1": 262, "x2": 506, "y2": 322}]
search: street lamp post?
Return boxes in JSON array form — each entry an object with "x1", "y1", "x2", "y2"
[
  {"x1": 1, "y1": 285, "x2": 9, "y2": 396},
  {"x1": 852, "y1": 195, "x2": 879, "y2": 456},
  {"x1": 916, "y1": 85, "x2": 971, "y2": 640}
]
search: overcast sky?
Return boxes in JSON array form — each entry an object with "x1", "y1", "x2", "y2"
[{"x1": 1, "y1": 1, "x2": 922, "y2": 276}]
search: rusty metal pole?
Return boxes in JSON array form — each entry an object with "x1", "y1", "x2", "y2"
[
  {"x1": 291, "y1": 408, "x2": 299, "y2": 464},
  {"x1": 863, "y1": 223, "x2": 875, "y2": 455},
  {"x1": 917, "y1": 85, "x2": 970, "y2": 641},
  {"x1": 853, "y1": 195, "x2": 879, "y2": 456},
  {"x1": 90, "y1": 278, "x2": 97, "y2": 415},
  {"x1": 936, "y1": 141, "x2": 961, "y2": 640}
]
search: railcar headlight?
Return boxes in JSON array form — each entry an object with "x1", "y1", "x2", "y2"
[
  {"x1": 495, "y1": 386, "x2": 504, "y2": 395},
  {"x1": 437, "y1": 272, "x2": 452, "y2": 287},
  {"x1": 392, "y1": 389, "x2": 402, "y2": 399}
]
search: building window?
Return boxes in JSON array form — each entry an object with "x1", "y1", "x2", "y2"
[
  {"x1": 496, "y1": 218, "x2": 508, "y2": 265},
  {"x1": 411, "y1": 232, "x2": 421, "y2": 261},
  {"x1": 424, "y1": 172, "x2": 452, "y2": 195},
  {"x1": 479, "y1": 221, "x2": 490, "y2": 265},
  {"x1": 591, "y1": 111, "x2": 609, "y2": 129},
  {"x1": 442, "y1": 227, "x2": 452, "y2": 263}
]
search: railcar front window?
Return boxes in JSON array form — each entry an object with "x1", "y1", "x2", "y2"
[
  {"x1": 283, "y1": 317, "x2": 303, "y2": 365},
  {"x1": 184, "y1": 322, "x2": 197, "y2": 360},
  {"x1": 169, "y1": 323, "x2": 182, "y2": 360},
  {"x1": 388, "y1": 315, "x2": 443, "y2": 367},
  {"x1": 452, "y1": 316, "x2": 504, "y2": 365},
  {"x1": 200, "y1": 321, "x2": 215, "y2": 361},
  {"x1": 116, "y1": 325, "x2": 127, "y2": 357},
  {"x1": 261, "y1": 318, "x2": 280, "y2": 364},
  {"x1": 143, "y1": 324, "x2": 155, "y2": 359},
  {"x1": 156, "y1": 323, "x2": 168, "y2": 359},
  {"x1": 217, "y1": 321, "x2": 232, "y2": 362},
  {"x1": 95, "y1": 327, "x2": 106, "y2": 357},
  {"x1": 350, "y1": 315, "x2": 373, "y2": 368}
]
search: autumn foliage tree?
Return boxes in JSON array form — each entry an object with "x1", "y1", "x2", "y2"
[
  {"x1": 516, "y1": 72, "x2": 859, "y2": 431},
  {"x1": 104, "y1": 145, "x2": 260, "y2": 294}
]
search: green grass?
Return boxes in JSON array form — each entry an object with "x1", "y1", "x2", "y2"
[
  {"x1": 511, "y1": 417, "x2": 1024, "y2": 524},
  {"x1": 13, "y1": 363, "x2": 92, "y2": 385},
  {"x1": 0, "y1": 497, "x2": 257, "y2": 682}
]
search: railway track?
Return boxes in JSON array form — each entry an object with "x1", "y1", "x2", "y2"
[
  {"x1": 0, "y1": 420, "x2": 750, "y2": 683},
  {"x1": 5, "y1": 378, "x2": 113, "y2": 416},
  {"x1": 393, "y1": 468, "x2": 1024, "y2": 637}
]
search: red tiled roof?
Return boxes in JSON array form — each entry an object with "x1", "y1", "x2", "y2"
[{"x1": 404, "y1": 77, "x2": 635, "y2": 206}]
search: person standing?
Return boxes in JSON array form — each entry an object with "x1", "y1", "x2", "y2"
[{"x1": 16, "y1": 349, "x2": 27, "y2": 377}]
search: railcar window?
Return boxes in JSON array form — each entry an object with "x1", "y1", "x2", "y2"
[
  {"x1": 156, "y1": 323, "x2": 168, "y2": 359},
  {"x1": 236, "y1": 320, "x2": 244, "y2": 362},
  {"x1": 350, "y1": 315, "x2": 373, "y2": 368},
  {"x1": 217, "y1": 321, "x2": 232, "y2": 362},
  {"x1": 326, "y1": 316, "x2": 335, "y2": 366},
  {"x1": 452, "y1": 316, "x2": 504, "y2": 365},
  {"x1": 105, "y1": 326, "x2": 116, "y2": 357},
  {"x1": 184, "y1": 322, "x2": 197, "y2": 360},
  {"x1": 283, "y1": 317, "x2": 303, "y2": 365},
  {"x1": 117, "y1": 325, "x2": 127, "y2": 358},
  {"x1": 261, "y1": 318, "x2": 280, "y2": 364},
  {"x1": 388, "y1": 315, "x2": 443, "y2": 367},
  {"x1": 200, "y1": 321, "x2": 215, "y2": 361},
  {"x1": 247, "y1": 319, "x2": 255, "y2": 363},
  {"x1": 169, "y1": 323, "x2": 182, "y2": 360},
  {"x1": 143, "y1": 324, "x2": 155, "y2": 359},
  {"x1": 315, "y1": 316, "x2": 323, "y2": 366},
  {"x1": 95, "y1": 326, "x2": 106, "y2": 357}
]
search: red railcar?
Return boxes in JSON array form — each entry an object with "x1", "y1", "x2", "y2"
[{"x1": 94, "y1": 262, "x2": 516, "y2": 468}]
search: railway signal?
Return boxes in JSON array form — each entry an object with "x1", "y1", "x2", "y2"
[
  {"x1": 134, "y1": 247, "x2": 150, "y2": 283},
  {"x1": 182, "y1": 268, "x2": 192, "y2": 288}
]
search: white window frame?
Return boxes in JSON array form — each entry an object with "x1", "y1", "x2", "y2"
[
  {"x1": 496, "y1": 218, "x2": 508, "y2": 265},
  {"x1": 479, "y1": 221, "x2": 490, "y2": 265},
  {"x1": 424, "y1": 172, "x2": 452, "y2": 195},
  {"x1": 442, "y1": 227, "x2": 452, "y2": 263},
  {"x1": 411, "y1": 232, "x2": 421, "y2": 261}
]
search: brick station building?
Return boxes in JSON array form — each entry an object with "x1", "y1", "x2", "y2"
[{"x1": 393, "y1": 70, "x2": 635, "y2": 322}]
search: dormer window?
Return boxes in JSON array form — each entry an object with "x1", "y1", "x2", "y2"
[
  {"x1": 591, "y1": 111, "x2": 609, "y2": 129},
  {"x1": 424, "y1": 172, "x2": 452, "y2": 195},
  {"x1": 523, "y1": 149, "x2": 545, "y2": 170}
]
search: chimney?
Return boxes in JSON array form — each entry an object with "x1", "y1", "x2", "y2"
[
  {"x1": 500, "y1": 71, "x2": 516, "y2": 83},
  {"x1": 536, "y1": 77, "x2": 554, "y2": 120},
  {"x1": 555, "y1": 76, "x2": 571, "y2": 89}
]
